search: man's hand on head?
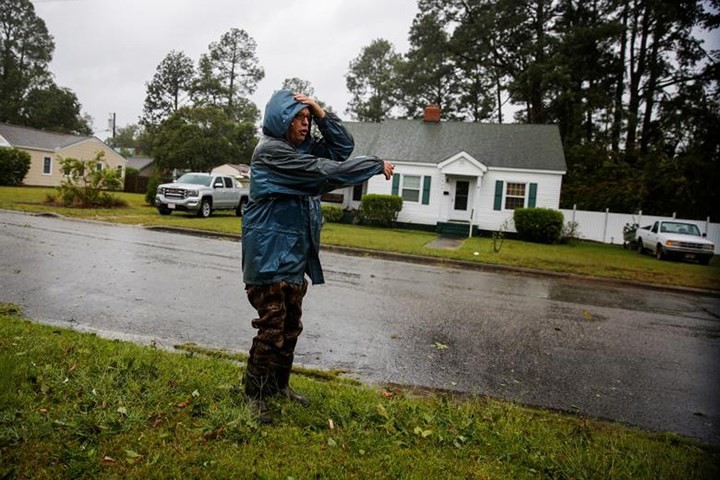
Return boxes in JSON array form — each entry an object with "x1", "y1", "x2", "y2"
[
  {"x1": 383, "y1": 161, "x2": 395, "y2": 180},
  {"x1": 293, "y1": 93, "x2": 325, "y2": 119}
]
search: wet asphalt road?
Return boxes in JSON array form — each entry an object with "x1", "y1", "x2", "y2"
[{"x1": 1, "y1": 210, "x2": 719, "y2": 444}]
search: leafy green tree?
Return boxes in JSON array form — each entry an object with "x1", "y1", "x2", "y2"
[
  {"x1": 54, "y1": 152, "x2": 125, "y2": 208},
  {"x1": 206, "y1": 28, "x2": 264, "y2": 117},
  {"x1": 398, "y1": 12, "x2": 466, "y2": 119},
  {"x1": 152, "y1": 106, "x2": 258, "y2": 173},
  {"x1": 106, "y1": 124, "x2": 141, "y2": 150},
  {"x1": 282, "y1": 77, "x2": 315, "y2": 97},
  {"x1": 345, "y1": 39, "x2": 401, "y2": 122},
  {"x1": 22, "y1": 83, "x2": 92, "y2": 135},
  {"x1": 0, "y1": 148, "x2": 31, "y2": 185},
  {"x1": 191, "y1": 54, "x2": 225, "y2": 108},
  {"x1": 0, "y1": 0, "x2": 54, "y2": 124},
  {"x1": 141, "y1": 50, "x2": 195, "y2": 127}
]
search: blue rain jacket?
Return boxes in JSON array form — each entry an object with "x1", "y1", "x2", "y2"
[{"x1": 242, "y1": 90, "x2": 385, "y2": 286}]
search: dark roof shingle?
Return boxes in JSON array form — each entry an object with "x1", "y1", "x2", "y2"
[
  {"x1": 345, "y1": 120, "x2": 566, "y2": 171},
  {"x1": 0, "y1": 122, "x2": 93, "y2": 151}
]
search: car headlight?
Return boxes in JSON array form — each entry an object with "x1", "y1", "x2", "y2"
[
  {"x1": 704, "y1": 244, "x2": 715, "y2": 251},
  {"x1": 665, "y1": 240, "x2": 675, "y2": 247},
  {"x1": 186, "y1": 190, "x2": 199, "y2": 198},
  {"x1": 157, "y1": 187, "x2": 164, "y2": 195}
]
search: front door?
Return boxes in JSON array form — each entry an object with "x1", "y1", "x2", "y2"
[{"x1": 450, "y1": 179, "x2": 472, "y2": 221}]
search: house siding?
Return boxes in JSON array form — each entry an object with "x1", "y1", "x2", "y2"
[
  {"x1": 367, "y1": 164, "x2": 443, "y2": 225},
  {"x1": 474, "y1": 170, "x2": 563, "y2": 231},
  {"x1": 22, "y1": 140, "x2": 126, "y2": 187},
  {"x1": 23, "y1": 148, "x2": 58, "y2": 187}
]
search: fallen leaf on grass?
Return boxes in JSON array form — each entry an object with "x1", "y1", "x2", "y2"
[
  {"x1": 176, "y1": 400, "x2": 190, "y2": 409},
  {"x1": 101, "y1": 456, "x2": 115, "y2": 464}
]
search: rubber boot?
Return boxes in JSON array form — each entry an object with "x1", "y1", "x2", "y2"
[
  {"x1": 242, "y1": 369, "x2": 273, "y2": 424},
  {"x1": 274, "y1": 366, "x2": 310, "y2": 407}
]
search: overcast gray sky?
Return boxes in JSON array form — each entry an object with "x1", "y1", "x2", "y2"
[{"x1": 32, "y1": 0, "x2": 418, "y2": 139}]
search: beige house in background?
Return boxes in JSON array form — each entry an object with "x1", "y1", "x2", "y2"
[{"x1": 0, "y1": 122, "x2": 127, "y2": 187}]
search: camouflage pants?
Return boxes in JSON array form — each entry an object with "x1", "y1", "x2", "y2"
[{"x1": 244, "y1": 279, "x2": 308, "y2": 398}]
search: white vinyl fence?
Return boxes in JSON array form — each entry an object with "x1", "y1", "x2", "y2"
[{"x1": 560, "y1": 207, "x2": 719, "y2": 254}]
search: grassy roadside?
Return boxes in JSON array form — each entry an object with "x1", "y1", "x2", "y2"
[
  {"x1": 1, "y1": 305, "x2": 717, "y2": 479},
  {"x1": 1, "y1": 186, "x2": 719, "y2": 290}
]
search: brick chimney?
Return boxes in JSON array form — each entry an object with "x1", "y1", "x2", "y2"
[{"x1": 423, "y1": 104, "x2": 441, "y2": 123}]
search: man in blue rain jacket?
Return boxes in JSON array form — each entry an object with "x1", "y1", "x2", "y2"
[{"x1": 241, "y1": 90, "x2": 394, "y2": 422}]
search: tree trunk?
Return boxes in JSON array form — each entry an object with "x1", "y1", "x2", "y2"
[
  {"x1": 611, "y1": 1, "x2": 628, "y2": 153},
  {"x1": 625, "y1": 0, "x2": 650, "y2": 156}
]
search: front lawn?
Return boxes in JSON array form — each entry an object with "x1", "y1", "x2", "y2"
[{"x1": 1, "y1": 306, "x2": 717, "y2": 479}]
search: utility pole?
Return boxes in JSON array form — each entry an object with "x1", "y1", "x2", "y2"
[{"x1": 108, "y1": 113, "x2": 116, "y2": 138}]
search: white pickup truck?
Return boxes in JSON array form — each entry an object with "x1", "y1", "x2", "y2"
[
  {"x1": 636, "y1": 220, "x2": 715, "y2": 265},
  {"x1": 155, "y1": 172, "x2": 250, "y2": 218}
]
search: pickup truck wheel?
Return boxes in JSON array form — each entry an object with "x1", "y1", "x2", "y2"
[
  {"x1": 699, "y1": 255, "x2": 712, "y2": 266},
  {"x1": 235, "y1": 198, "x2": 248, "y2": 217},
  {"x1": 637, "y1": 239, "x2": 644, "y2": 254},
  {"x1": 197, "y1": 199, "x2": 212, "y2": 218},
  {"x1": 655, "y1": 245, "x2": 666, "y2": 260},
  {"x1": 158, "y1": 205, "x2": 172, "y2": 215}
]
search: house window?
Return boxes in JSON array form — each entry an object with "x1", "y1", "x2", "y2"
[
  {"x1": 116, "y1": 166, "x2": 123, "y2": 176},
  {"x1": 504, "y1": 182, "x2": 526, "y2": 210},
  {"x1": 352, "y1": 184, "x2": 363, "y2": 202},
  {"x1": 43, "y1": 157, "x2": 52, "y2": 175},
  {"x1": 401, "y1": 175, "x2": 421, "y2": 202},
  {"x1": 96, "y1": 162, "x2": 103, "y2": 172}
]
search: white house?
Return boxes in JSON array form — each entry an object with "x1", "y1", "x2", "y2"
[{"x1": 327, "y1": 107, "x2": 566, "y2": 235}]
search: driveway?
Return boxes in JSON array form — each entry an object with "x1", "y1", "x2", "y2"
[{"x1": 1, "y1": 210, "x2": 719, "y2": 444}]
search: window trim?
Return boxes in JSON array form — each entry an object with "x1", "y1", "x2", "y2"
[
  {"x1": 43, "y1": 156, "x2": 52, "y2": 175},
  {"x1": 400, "y1": 174, "x2": 421, "y2": 203},
  {"x1": 504, "y1": 182, "x2": 526, "y2": 210}
]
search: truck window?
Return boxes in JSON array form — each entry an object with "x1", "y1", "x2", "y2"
[
  {"x1": 224, "y1": 177, "x2": 233, "y2": 188},
  {"x1": 213, "y1": 178, "x2": 224, "y2": 188},
  {"x1": 651, "y1": 222, "x2": 658, "y2": 233}
]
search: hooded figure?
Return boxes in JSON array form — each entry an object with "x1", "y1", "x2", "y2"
[
  {"x1": 242, "y1": 90, "x2": 387, "y2": 285},
  {"x1": 241, "y1": 90, "x2": 392, "y2": 422}
]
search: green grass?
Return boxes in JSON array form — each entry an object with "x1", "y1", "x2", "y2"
[
  {"x1": 2, "y1": 306, "x2": 718, "y2": 479},
  {"x1": 2, "y1": 186, "x2": 719, "y2": 290}
]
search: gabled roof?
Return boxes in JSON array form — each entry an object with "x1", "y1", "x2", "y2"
[
  {"x1": 127, "y1": 157, "x2": 154, "y2": 171},
  {"x1": 0, "y1": 122, "x2": 94, "y2": 151},
  {"x1": 345, "y1": 120, "x2": 566, "y2": 172}
]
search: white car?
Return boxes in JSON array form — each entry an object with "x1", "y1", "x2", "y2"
[{"x1": 636, "y1": 220, "x2": 715, "y2": 265}]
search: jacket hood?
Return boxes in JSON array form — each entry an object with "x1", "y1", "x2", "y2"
[{"x1": 262, "y1": 90, "x2": 309, "y2": 139}]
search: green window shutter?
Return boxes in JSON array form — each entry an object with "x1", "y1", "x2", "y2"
[
  {"x1": 422, "y1": 176, "x2": 431, "y2": 205},
  {"x1": 528, "y1": 183, "x2": 537, "y2": 207},
  {"x1": 493, "y1": 180, "x2": 504, "y2": 211},
  {"x1": 392, "y1": 174, "x2": 400, "y2": 196}
]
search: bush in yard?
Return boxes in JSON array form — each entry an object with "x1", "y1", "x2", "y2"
[
  {"x1": 560, "y1": 220, "x2": 581, "y2": 245},
  {"x1": 0, "y1": 148, "x2": 31, "y2": 186},
  {"x1": 321, "y1": 205, "x2": 344, "y2": 223},
  {"x1": 50, "y1": 152, "x2": 127, "y2": 208},
  {"x1": 146, "y1": 173, "x2": 161, "y2": 205},
  {"x1": 513, "y1": 207, "x2": 564, "y2": 244},
  {"x1": 358, "y1": 194, "x2": 403, "y2": 227}
]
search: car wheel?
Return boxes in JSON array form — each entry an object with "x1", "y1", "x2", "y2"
[
  {"x1": 235, "y1": 198, "x2": 248, "y2": 217},
  {"x1": 655, "y1": 245, "x2": 666, "y2": 260},
  {"x1": 197, "y1": 199, "x2": 212, "y2": 218},
  {"x1": 699, "y1": 255, "x2": 712, "y2": 266},
  {"x1": 637, "y1": 239, "x2": 644, "y2": 254},
  {"x1": 158, "y1": 206, "x2": 172, "y2": 215}
]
